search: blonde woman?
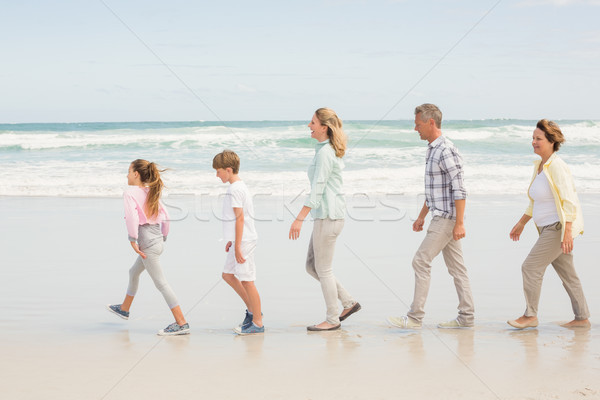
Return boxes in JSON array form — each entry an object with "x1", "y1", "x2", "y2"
[
  {"x1": 508, "y1": 120, "x2": 590, "y2": 329},
  {"x1": 289, "y1": 108, "x2": 361, "y2": 331},
  {"x1": 107, "y1": 159, "x2": 190, "y2": 336}
]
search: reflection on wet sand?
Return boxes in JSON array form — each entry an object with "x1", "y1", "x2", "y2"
[
  {"x1": 110, "y1": 329, "x2": 131, "y2": 345},
  {"x1": 562, "y1": 326, "x2": 591, "y2": 365},
  {"x1": 306, "y1": 328, "x2": 361, "y2": 357},
  {"x1": 507, "y1": 323, "x2": 592, "y2": 366},
  {"x1": 390, "y1": 330, "x2": 425, "y2": 360},
  {"x1": 235, "y1": 332, "x2": 265, "y2": 357},
  {"x1": 162, "y1": 333, "x2": 191, "y2": 353},
  {"x1": 436, "y1": 328, "x2": 475, "y2": 362},
  {"x1": 509, "y1": 328, "x2": 539, "y2": 364}
]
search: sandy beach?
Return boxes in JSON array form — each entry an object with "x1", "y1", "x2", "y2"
[
  {"x1": 3, "y1": 0, "x2": 600, "y2": 398},
  {"x1": 1, "y1": 194, "x2": 599, "y2": 400}
]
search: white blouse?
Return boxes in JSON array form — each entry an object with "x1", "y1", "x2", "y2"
[{"x1": 529, "y1": 171, "x2": 560, "y2": 227}]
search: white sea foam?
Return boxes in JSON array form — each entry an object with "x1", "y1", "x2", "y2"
[
  {"x1": 4, "y1": 161, "x2": 594, "y2": 198},
  {"x1": 1, "y1": 120, "x2": 599, "y2": 197}
]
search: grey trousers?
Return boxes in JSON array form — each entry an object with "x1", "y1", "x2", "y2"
[
  {"x1": 306, "y1": 218, "x2": 355, "y2": 324},
  {"x1": 126, "y1": 224, "x2": 179, "y2": 309},
  {"x1": 522, "y1": 221, "x2": 590, "y2": 320},
  {"x1": 408, "y1": 216, "x2": 475, "y2": 325}
]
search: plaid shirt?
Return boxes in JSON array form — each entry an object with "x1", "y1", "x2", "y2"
[{"x1": 424, "y1": 135, "x2": 467, "y2": 219}]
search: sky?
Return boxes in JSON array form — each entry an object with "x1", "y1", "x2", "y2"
[{"x1": 1, "y1": 0, "x2": 599, "y2": 122}]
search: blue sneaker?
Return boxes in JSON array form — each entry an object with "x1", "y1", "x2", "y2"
[
  {"x1": 106, "y1": 304, "x2": 129, "y2": 320},
  {"x1": 238, "y1": 322, "x2": 264, "y2": 335},
  {"x1": 237, "y1": 310, "x2": 263, "y2": 329},
  {"x1": 234, "y1": 312, "x2": 252, "y2": 334},
  {"x1": 158, "y1": 322, "x2": 190, "y2": 336},
  {"x1": 234, "y1": 321, "x2": 253, "y2": 335},
  {"x1": 240, "y1": 309, "x2": 253, "y2": 327}
]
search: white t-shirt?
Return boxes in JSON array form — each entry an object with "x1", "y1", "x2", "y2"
[
  {"x1": 222, "y1": 181, "x2": 258, "y2": 242},
  {"x1": 529, "y1": 171, "x2": 560, "y2": 227}
]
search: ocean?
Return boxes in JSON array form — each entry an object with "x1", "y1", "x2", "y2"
[{"x1": 1, "y1": 119, "x2": 599, "y2": 197}]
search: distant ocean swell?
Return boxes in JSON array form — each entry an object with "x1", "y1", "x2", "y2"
[{"x1": 0, "y1": 120, "x2": 599, "y2": 197}]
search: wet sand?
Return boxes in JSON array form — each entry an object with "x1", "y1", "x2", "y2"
[{"x1": 1, "y1": 194, "x2": 599, "y2": 399}]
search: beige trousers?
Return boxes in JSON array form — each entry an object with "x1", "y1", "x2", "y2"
[
  {"x1": 522, "y1": 221, "x2": 590, "y2": 320},
  {"x1": 306, "y1": 218, "x2": 355, "y2": 324},
  {"x1": 408, "y1": 216, "x2": 475, "y2": 325}
]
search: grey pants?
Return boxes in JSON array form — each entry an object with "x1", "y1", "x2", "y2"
[
  {"x1": 126, "y1": 224, "x2": 179, "y2": 309},
  {"x1": 306, "y1": 218, "x2": 355, "y2": 324},
  {"x1": 408, "y1": 216, "x2": 475, "y2": 325},
  {"x1": 522, "y1": 221, "x2": 590, "y2": 320}
]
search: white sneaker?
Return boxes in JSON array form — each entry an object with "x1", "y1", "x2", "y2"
[
  {"x1": 437, "y1": 318, "x2": 473, "y2": 329},
  {"x1": 387, "y1": 316, "x2": 422, "y2": 329}
]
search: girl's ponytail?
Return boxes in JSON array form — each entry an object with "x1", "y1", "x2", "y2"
[
  {"x1": 145, "y1": 162, "x2": 164, "y2": 218},
  {"x1": 130, "y1": 159, "x2": 165, "y2": 218}
]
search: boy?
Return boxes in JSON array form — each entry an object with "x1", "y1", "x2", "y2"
[{"x1": 213, "y1": 150, "x2": 264, "y2": 334}]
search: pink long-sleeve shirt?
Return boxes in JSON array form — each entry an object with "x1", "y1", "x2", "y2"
[{"x1": 123, "y1": 186, "x2": 170, "y2": 242}]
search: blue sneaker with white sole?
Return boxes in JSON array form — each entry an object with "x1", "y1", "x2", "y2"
[
  {"x1": 237, "y1": 322, "x2": 264, "y2": 335},
  {"x1": 158, "y1": 322, "x2": 190, "y2": 336},
  {"x1": 236, "y1": 309, "x2": 264, "y2": 330},
  {"x1": 106, "y1": 304, "x2": 129, "y2": 320}
]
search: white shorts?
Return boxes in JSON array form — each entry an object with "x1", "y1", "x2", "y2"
[{"x1": 223, "y1": 240, "x2": 257, "y2": 282}]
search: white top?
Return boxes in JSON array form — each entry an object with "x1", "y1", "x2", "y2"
[
  {"x1": 529, "y1": 171, "x2": 560, "y2": 227},
  {"x1": 222, "y1": 181, "x2": 258, "y2": 242}
]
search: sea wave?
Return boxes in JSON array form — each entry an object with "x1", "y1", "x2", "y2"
[
  {"x1": 1, "y1": 160, "x2": 597, "y2": 197},
  {"x1": 1, "y1": 120, "x2": 599, "y2": 197},
  {"x1": 2, "y1": 120, "x2": 598, "y2": 151}
]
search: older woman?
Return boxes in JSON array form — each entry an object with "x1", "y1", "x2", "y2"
[
  {"x1": 289, "y1": 108, "x2": 361, "y2": 331},
  {"x1": 508, "y1": 119, "x2": 590, "y2": 329}
]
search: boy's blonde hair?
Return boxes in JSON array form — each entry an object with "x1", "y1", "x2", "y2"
[{"x1": 212, "y1": 150, "x2": 240, "y2": 174}]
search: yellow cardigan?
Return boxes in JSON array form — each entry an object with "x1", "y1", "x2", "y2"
[{"x1": 525, "y1": 152, "x2": 584, "y2": 241}]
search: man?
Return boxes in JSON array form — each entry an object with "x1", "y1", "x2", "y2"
[{"x1": 388, "y1": 103, "x2": 475, "y2": 329}]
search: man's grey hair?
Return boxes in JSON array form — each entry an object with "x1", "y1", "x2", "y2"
[{"x1": 415, "y1": 103, "x2": 442, "y2": 128}]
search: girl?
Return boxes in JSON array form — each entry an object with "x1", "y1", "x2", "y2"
[{"x1": 107, "y1": 159, "x2": 190, "y2": 335}]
